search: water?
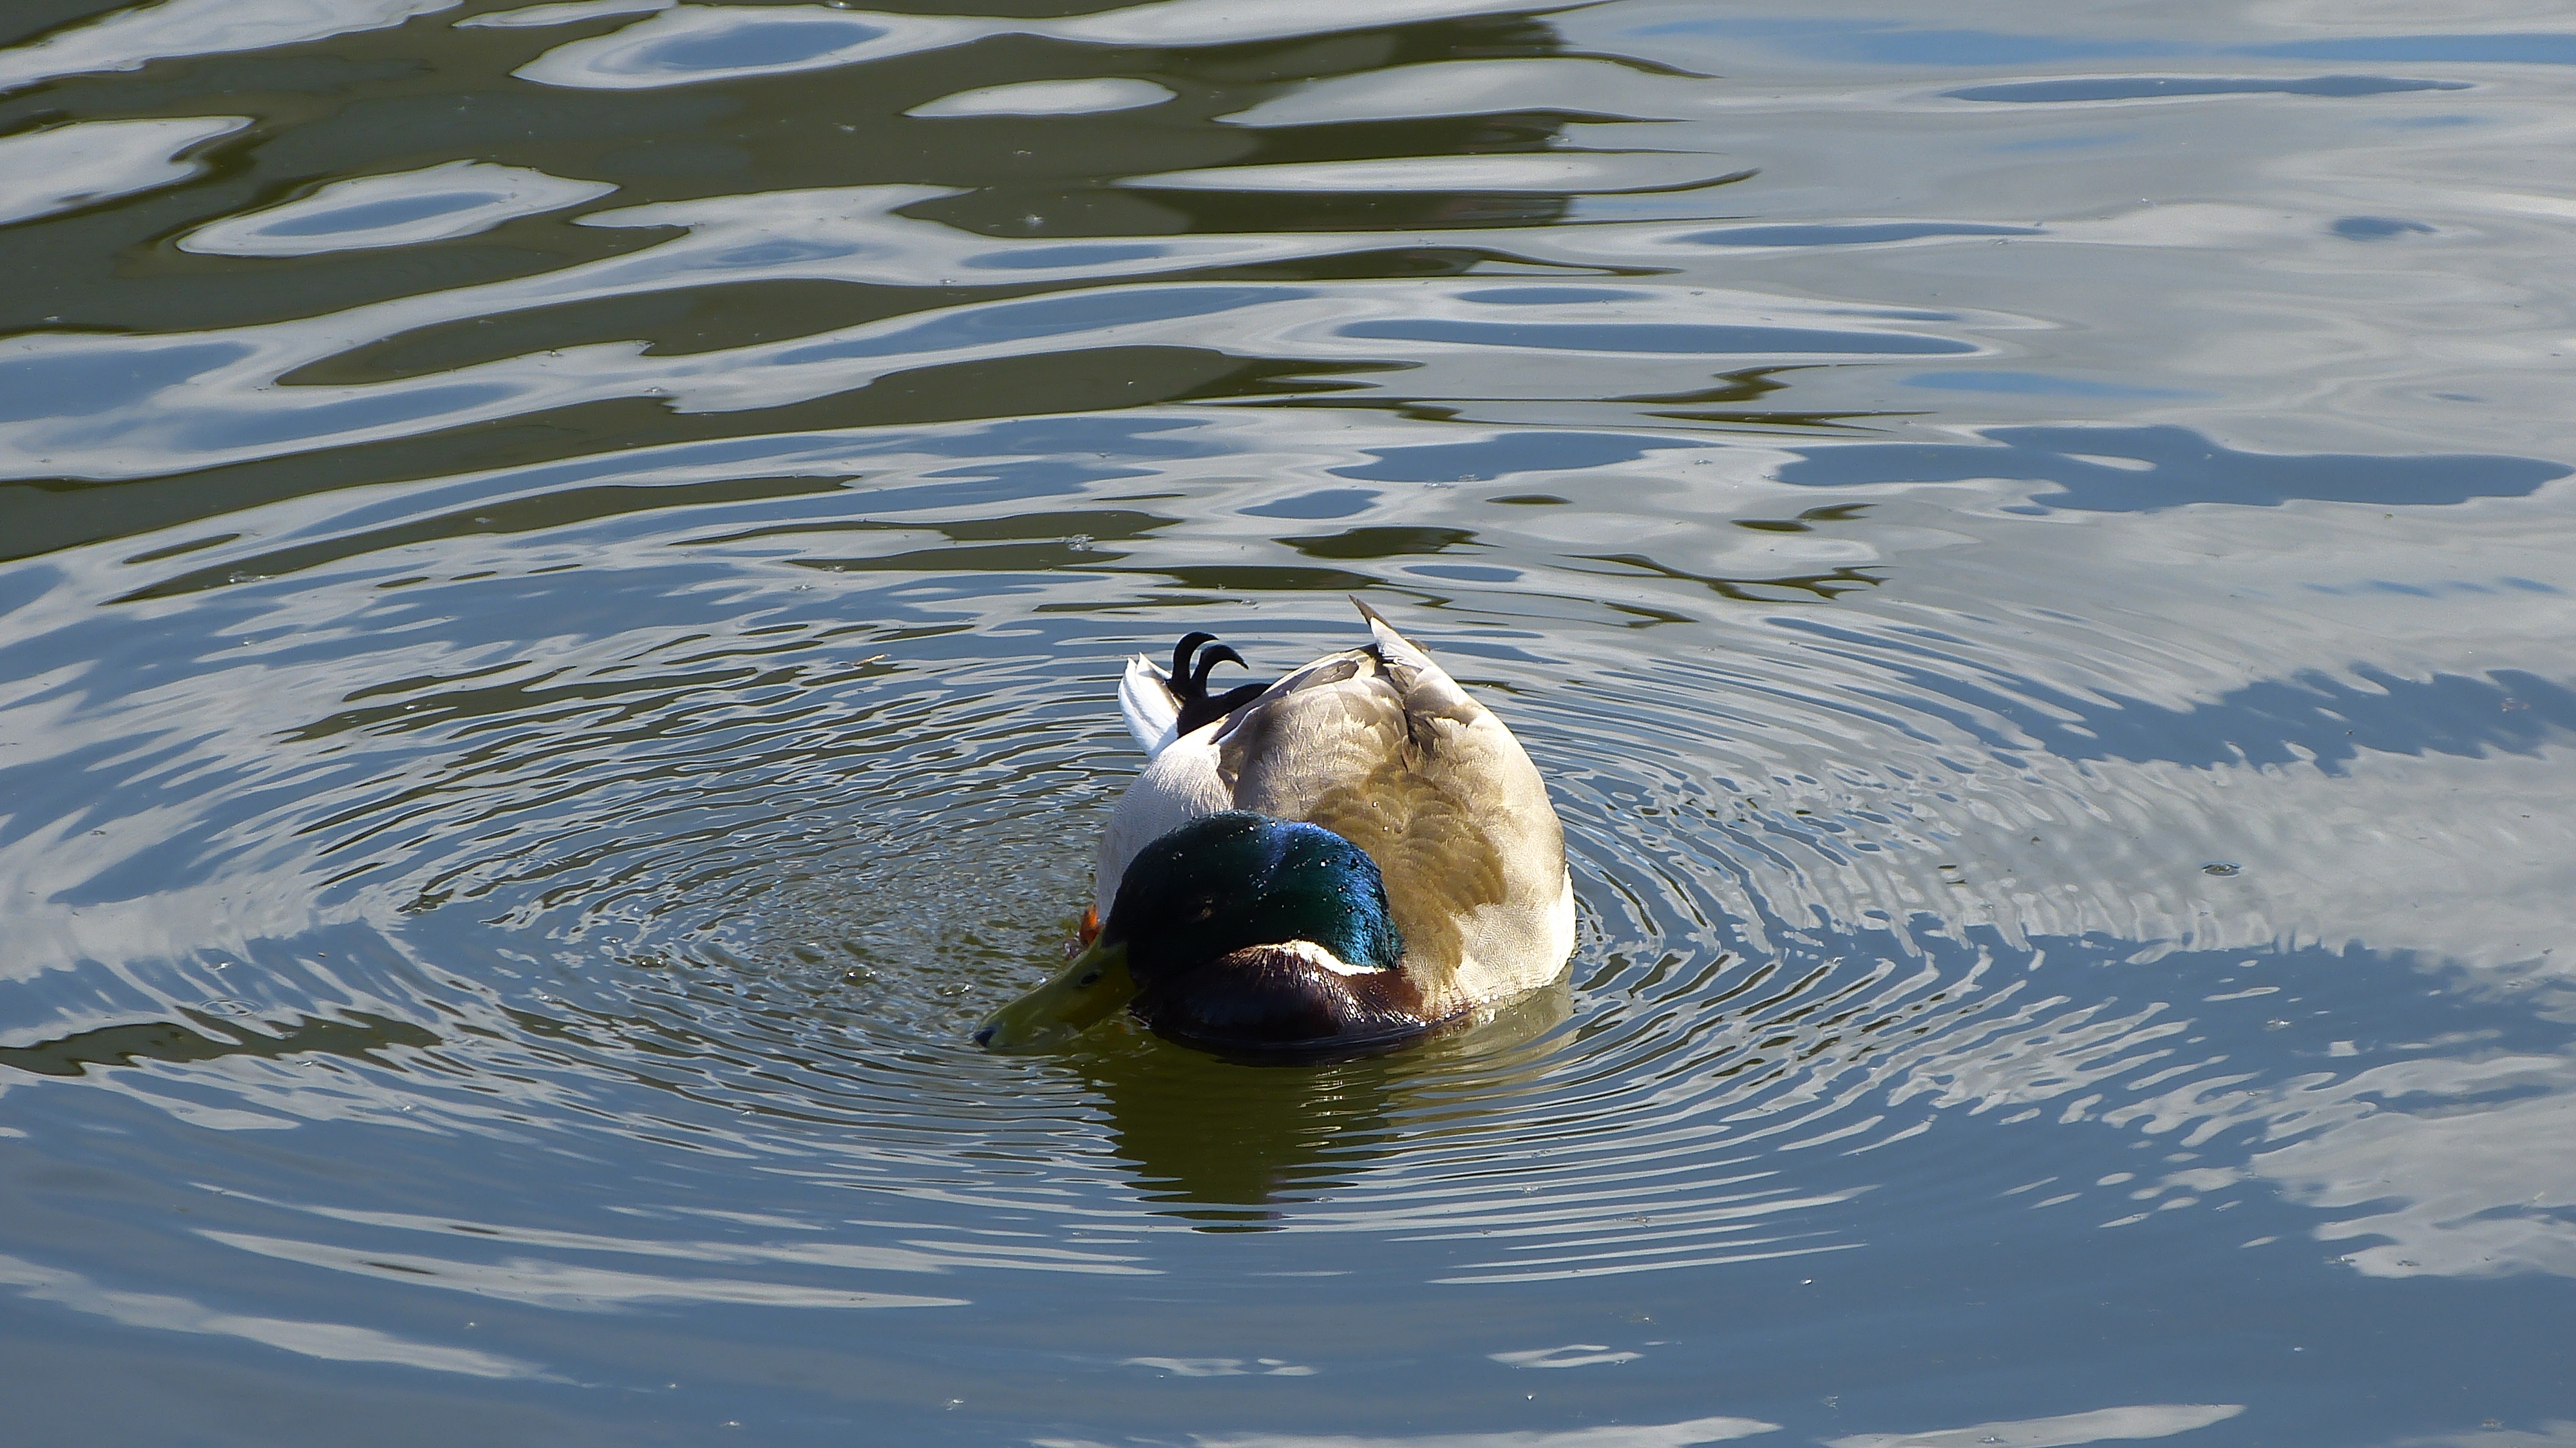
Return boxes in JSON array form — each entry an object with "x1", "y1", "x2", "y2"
[{"x1": 4, "y1": 0, "x2": 2574, "y2": 1442}]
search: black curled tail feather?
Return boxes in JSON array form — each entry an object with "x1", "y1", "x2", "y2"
[
  {"x1": 1168, "y1": 631, "x2": 1269, "y2": 737},
  {"x1": 1169, "y1": 632, "x2": 1219, "y2": 685}
]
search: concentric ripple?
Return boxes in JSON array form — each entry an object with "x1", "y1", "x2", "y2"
[{"x1": 8, "y1": 409, "x2": 2570, "y2": 1325}]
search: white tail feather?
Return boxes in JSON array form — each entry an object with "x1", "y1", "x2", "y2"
[{"x1": 1118, "y1": 654, "x2": 1180, "y2": 757}]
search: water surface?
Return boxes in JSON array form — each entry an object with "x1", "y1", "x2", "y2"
[{"x1": 5, "y1": 1, "x2": 2575, "y2": 1443}]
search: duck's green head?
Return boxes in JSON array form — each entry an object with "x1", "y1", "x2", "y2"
[
  {"x1": 976, "y1": 812, "x2": 1408, "y2": 1054},
  {"x1": 1110, "y1": 812, "x2": 1405, "y2": 986}
]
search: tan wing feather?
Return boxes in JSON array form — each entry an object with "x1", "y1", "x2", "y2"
[{"x1": 1214, "y1": 607, "x2": 1567, "y2": 1015}]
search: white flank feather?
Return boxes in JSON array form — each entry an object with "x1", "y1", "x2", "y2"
[{"x1": 1093, "y1": 732, "x2": 1227, "y2": 914}]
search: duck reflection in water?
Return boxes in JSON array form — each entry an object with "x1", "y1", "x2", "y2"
[
  {"x1": 979, "y1": 601, "x2": 1575, "y2": 1063},
  {"x1": 1063, "y1": 984, "x2": 1572, "y2": 1221}
]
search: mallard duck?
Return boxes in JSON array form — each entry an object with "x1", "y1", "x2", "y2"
[{"x1": 976, "y1": 599, "x2": 1573, "y2": 1060}]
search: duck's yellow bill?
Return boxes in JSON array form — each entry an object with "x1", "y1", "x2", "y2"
[{"x1": 974, "y1": 940, "x2": 1135, "y2": 1051}]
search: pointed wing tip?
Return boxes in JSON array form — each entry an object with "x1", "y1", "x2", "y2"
[
  {"x1": 1346, "y1": 596, "x2": 1472, "y2": 709},
  {"x1": 1349, "y1": 595, "x2": 1405, "y2": 645},
  {"x1": 1350, "y1": 594, "x2": 1421, "y2": 658}
]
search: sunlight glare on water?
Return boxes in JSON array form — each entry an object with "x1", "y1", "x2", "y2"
[{"x1": 3, "y1": 0, "x2": 2575, "y2": 1443}]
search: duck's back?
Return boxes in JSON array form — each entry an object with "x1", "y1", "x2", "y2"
[{"x1": 1095, "y1": 613, "x2": 1571, "y2": 1020}]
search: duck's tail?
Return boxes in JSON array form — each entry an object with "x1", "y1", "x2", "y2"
[
  {"x1": 1118, "y1": 653, "x2": 1180, "y2": 757},
  {"x1": 1122, "y1": 607, "x2": 1443, "y2": 759},
  {"x1": 1122, "y1": 631, "x2": 1270, "y2": 756}
]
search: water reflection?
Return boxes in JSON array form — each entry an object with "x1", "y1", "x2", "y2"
[
  {"x1": 0, "y1": 0, "x2": 1942, "y2": 490},
  {"x1": 18, "y1": 208, "x2": 2005, "y2": 481},
  {"x1": 509, "y1": 0, "x2": 1577, "y2": 91},
  {"x1": 0, "y1": 0, "x2": 454, "y2": 93},
  {"x1": 1049, "y1": 1421, "x2": 1785, "y2": 1448},
  {"x1": 911, "y1": 79, "x2": 1175, "y2": 119},
  {"x1": 1774, "y1": 425, "x2": 2572, "y2": 512},
  {"x1": 0, "y1": 1009, "x2": 438, "y2": 1078},
  {"x1": 180, "y1": 161, "x2": 618, "y2": 256},
  {"x1": 0, "y1": 1253, "x2": 545, "y2": 1378},
  {"x1": 1946, "y1": 75, "x2": 2469, "y2": 103},
  {"x1": 0, "y1": 117, "x2": 249, "y2": 226},
  {"x1": 1823, "y1": 1405, "x2": 2244, "y2": 1448},
  {"x1": 1077, "y1": 1038, "x2": 1407, "y2": 1223},
  {"x1": 1070, "y1": 986, "x2": 1572, "y2": 1221}
]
